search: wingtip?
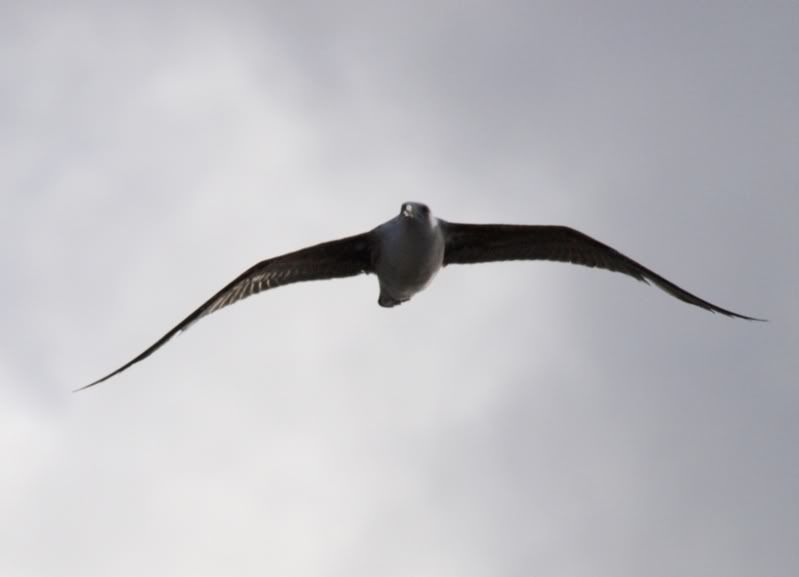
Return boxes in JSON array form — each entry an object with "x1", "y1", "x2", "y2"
[
  {"x1": 747, "y1": 315, "x2": 768, "y2": 323},
  {"x1": 723, "y1": 310, "x2": 767, "y2": 322},
  {"x1": 73, "y1": 381, "x2": 99, "y2": 393},
  {"x1": 73, "y1": 373, "x2": 114, "y2": 393}
]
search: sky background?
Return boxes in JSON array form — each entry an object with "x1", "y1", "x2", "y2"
[{"x1": 2, "y1": 1, "x2": 798, "y2": 576}]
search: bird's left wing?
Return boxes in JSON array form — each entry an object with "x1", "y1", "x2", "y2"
[
  {"x1": 440, "y1": 221, "x2": 762, "y2": 321},
  {"x1": 77, "y1": 232, "x2": 374, "y2": 391}
]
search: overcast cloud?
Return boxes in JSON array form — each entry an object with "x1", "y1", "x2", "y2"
[{"x1": 2, "y1": 1, "x2": 798, "y2": 576}]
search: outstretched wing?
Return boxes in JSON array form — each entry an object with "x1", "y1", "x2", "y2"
[
  {"x1": 440, "y1": 222, "x2": 762, "y2": 321},
  {"x1": 77, "y1": 232, "x2": 374, "y2": 391}
]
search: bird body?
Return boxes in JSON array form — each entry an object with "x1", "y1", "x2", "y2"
[
  {"x1": 77, "y1": 201, "x2": 761, "y2": 391},
  {"x1": 373, "y1": 203, "x2": 446, "y2": 307}
]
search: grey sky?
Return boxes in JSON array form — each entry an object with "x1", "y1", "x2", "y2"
[{"x1": 2, "y1": 1, "x2": 797, "y2": 576}]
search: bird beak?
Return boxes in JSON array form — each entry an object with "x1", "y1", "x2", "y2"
[{"x1": 402, "y1": 204, "x2": 414, "y2": 218}]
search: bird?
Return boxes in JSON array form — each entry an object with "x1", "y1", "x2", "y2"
[{"x1": 77, "y1": 201, "x2": 762, "y2": 391}]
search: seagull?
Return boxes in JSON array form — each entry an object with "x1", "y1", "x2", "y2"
[{"x1": 77, "y1": 201, "x2": 762, "y2": 390}]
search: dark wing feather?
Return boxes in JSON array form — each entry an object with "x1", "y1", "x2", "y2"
[
  {"x1": 77, "y1": 232, "x2": 373, "y2": 391},
  {"x1": 441, "y1": 222, "x2": 762, "y2": 321}
]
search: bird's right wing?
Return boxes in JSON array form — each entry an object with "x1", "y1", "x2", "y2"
[
  {"x1": 440, "y1": 222, "x2": 762, "y2": 321},
  {"x1": 77, "y1": 232, "x2": 374, "y2": 391}
]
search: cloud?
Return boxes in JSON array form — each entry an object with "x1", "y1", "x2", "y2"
[{"x1": 1, "y1": 2, "x2": 797, "y2": 576}]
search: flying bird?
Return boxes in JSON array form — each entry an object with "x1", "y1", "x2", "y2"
[{"x1": 77, "y1": 202, "x2": 762, "y2": 390}]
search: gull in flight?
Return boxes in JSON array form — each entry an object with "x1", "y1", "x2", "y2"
[{"x1": 78, "y1": 202, "x2": 762, "y2": 390}]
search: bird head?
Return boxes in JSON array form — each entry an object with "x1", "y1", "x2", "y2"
[{"x1": 401, "y1": 202, "x2": 431, "y2": 220}]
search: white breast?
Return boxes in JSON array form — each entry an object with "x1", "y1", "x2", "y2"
[{"x1": 373, "y1": 216, "x2": 445, "y2": 301}]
